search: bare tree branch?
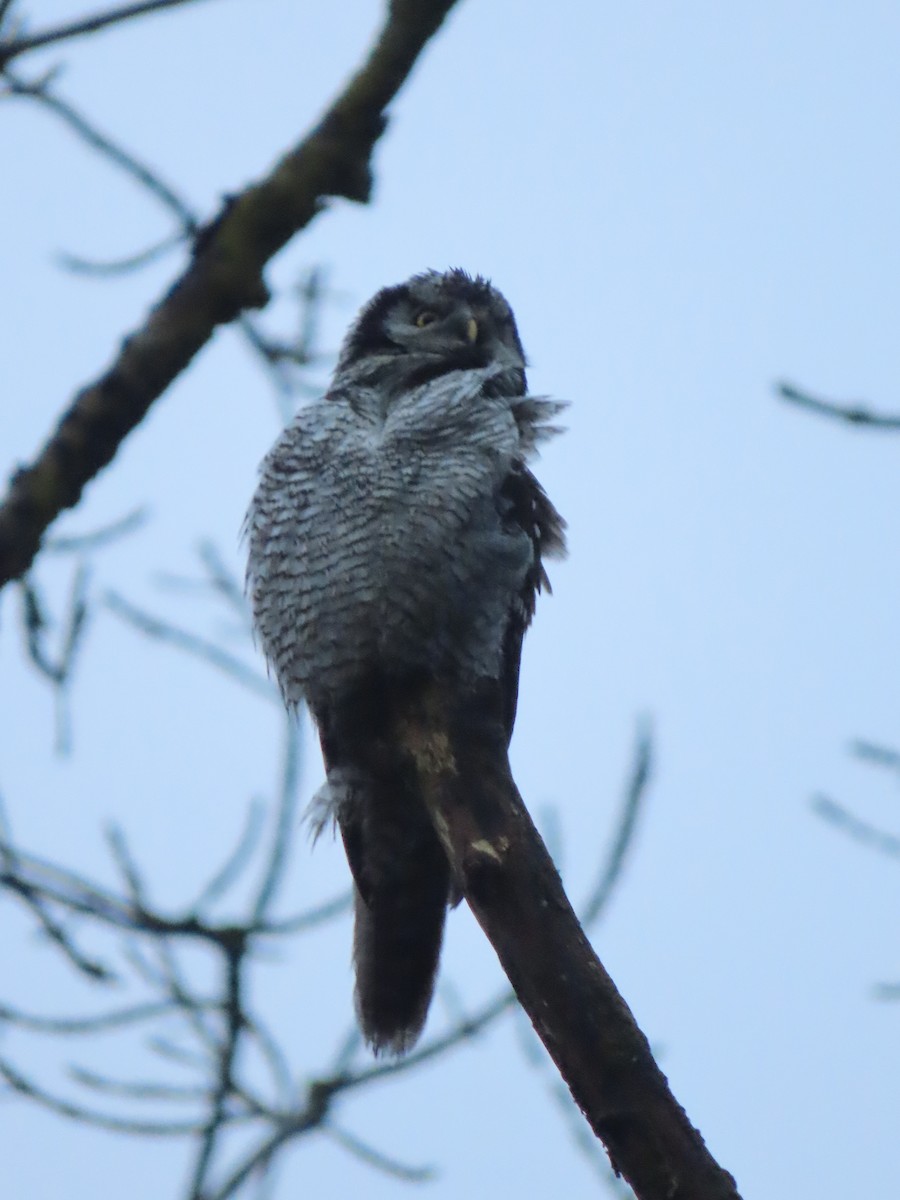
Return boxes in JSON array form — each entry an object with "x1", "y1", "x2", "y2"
[
  {"x1": 0, "y1": 0, "x2": 217, "y2": 67},
  {"x1": 390, "y1": 678, "x2": 740, "y2": 1200},
  {"x1": 3, "y1": 67, "x2": 323, "y2": 408},
  {"x1": 778, "y1": 381, "x2": 900, "y2": 430},
  {"x1": 0, "y1": 0, "x2": 462, "y2": 587}
]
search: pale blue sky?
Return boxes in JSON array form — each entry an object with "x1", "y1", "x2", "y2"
[{"x1": 3, "y1": 2, "x2": 900, "y2": 1196}]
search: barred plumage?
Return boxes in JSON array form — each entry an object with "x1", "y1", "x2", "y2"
[{"x1": 246, "y1": 269, "x2": 565, "y2": 1053}]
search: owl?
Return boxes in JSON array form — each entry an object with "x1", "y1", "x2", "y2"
[{"x1": 245, "y1": 269, "x2": 566, "y2": 1054}]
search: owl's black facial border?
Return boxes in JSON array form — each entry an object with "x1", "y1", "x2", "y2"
[
  {"x1": 338, "y1": 270, "x2": 527, "y2": 380},
  {"x1": 342, "y1": 283, "x2": 411, "y2": 365}
]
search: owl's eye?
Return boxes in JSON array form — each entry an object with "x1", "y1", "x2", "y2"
[{"x1": 414, "y1": 311, "x2": 438, "y2": 328}]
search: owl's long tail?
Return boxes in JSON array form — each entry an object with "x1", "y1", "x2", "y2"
[
  {"x1": 350, "y1": 815, "x2": 450, "y2": 1055},
  {"x1": 317, "y1": 681, "x2": 452, "y2": 1056}
]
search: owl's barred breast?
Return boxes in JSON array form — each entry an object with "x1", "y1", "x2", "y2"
[
  {"x1": 246, "y1": 367, "x2": 534, "y2": 710},
  {"x1": 246, "y1": 268, "x2": 565, "y2": 1055}
]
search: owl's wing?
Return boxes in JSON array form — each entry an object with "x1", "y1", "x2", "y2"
[{"x1": 498, "y1": 462, "x2": 567, "y2": 742}]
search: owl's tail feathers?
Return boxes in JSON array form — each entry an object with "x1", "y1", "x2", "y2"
[{"x1": 352, "y1": 849, "x2": 451, "y2": 1056}]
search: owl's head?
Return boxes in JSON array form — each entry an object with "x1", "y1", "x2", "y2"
[{"x1": 334, "y1": 269, "x2": 527, "y2": 394}]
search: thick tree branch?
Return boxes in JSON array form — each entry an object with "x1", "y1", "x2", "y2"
[
  {"x1": 0, "y1": 0, "x2": 460, "y2": 588},
  {"x1": 393, "y1": 680, "x2": 741, "y2": 1200}
]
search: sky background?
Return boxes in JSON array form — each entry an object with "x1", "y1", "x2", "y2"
[{"x1": 3, "y1": 1, "x2": 900, "y2": 1197}]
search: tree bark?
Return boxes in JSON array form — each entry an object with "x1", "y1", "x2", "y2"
[
  {"x1": 0, "y1": 0, "x2": 460, "y2": 588},
  {"x1": 394, "y1": 678, "x2": 742, "y2": 1200}
]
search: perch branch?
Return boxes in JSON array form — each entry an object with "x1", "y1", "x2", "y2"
[{"x1": 393, "y1": 678, "x2": 741, "y2": 1200}]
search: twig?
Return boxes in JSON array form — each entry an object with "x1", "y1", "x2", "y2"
[
  {"x1": 851, "y1": 740, "x2": 900, "y2": 775},
  {"x1": 0, "y1": 0, "x2": 462, "y2": 586},
  {"x1": 582, "y1": 717, "x2": 653, "y2": 925},
  {"x1": 0, "y1": 999, "x2": 189, "y2": 1035},
  {"x1": 4, "y1": 68, "x2": 309, "y2": 402},
  {"x1": 252, "y1": 716, "x2": 303, "y2": 922},
  {"x1": 58, "y1": 233, "x2": 185, "y2": 275},
  {"x1": 0, "y1": 1055, "x2": 205, "y2": 1135},
  {"x1": 104, "y1": 590, "x2": 276, "y2": 701},
  {"x1": 324, "y1": 1122, "x2": 435, "y2": 1182},
  {"x1": 44, "y1": 506, "x2": 148, "y2": 553},
  {"x1": 68, "y1": 1066, "x2": 210, "y2": 1104},
  {"x1": 778, "y1": 381, "x2": 900, "y2": 430},
  {"x1": 193, "y1": 802, "x2": 266, "y2": 913},
  {"x1": 0, "y1": 0, "x2": 216, "y2": 67},
  {"x1": 196, "y1": 540, "x2": 250, "y2": 619},
  {"x1": 812, "y1": 794, "x2": 900, "y2": 858},
  {"x1": 187, "y1": 937, "x2": 248, "y2": 1199},
  {"x1": 4, "y1": 68, "x2": 197, "y2": 224}
]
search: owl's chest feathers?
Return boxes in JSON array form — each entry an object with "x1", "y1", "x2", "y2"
[
  {"x1": 264, "y1": 377, "x2": 532, "y2": 694},
  {"x1": 326, "y1": 378, "x2": 516, "y2": 525}
]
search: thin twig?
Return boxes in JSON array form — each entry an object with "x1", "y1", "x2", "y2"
[
  {"x1": 4, "y1": 67, "x2": 315, "y2": 405},
  {"x1": 104, "y1": 590, "x2": 276, "y2": 701},
  {"x1": 0, "y1": 0, "x2": 216, "y2": 67},
  {"x1": 851, "y1": 740, "x2": 900, "y2": 775},
  {"x1": 812, "y1": 794, "x2": 900, "y2": 858},
  {"x1": 324, "y1": 1122, "x2": 435, "y2": 1182},
  {"x1": 778, "y1": 381, "x2": 900, "y2": 430},
  {"x1": 4, "y1": 68, "x2": 197, "y2": 223},
  {"x1": 193, "y1": 802, "x2": 267, "y2": 913},
  {"x1": 0, "y1": 1055, "x2": 205, "y2": 1136},
  {"x1": 0, "y1": 999, "x2": 191, "y2": 1035},
  {"x1": 44, "y1": 506, "x2": 148, "y2": 553},
  {"x1": 582, "y1": 717, "x2": 653, "y2": 925},
  {"x1": 58, "y1": 233, "x2": 185, "y2": 275},
  {"x1": 186, "y1": 935, "x2": 248, "y2": 1200},
  {"x1": 252, "y1": 716, "x2": 303, "y2": 922}
]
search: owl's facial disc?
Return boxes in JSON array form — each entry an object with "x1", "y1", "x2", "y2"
[{"x1": 335, "y1": 269, "x2": 526, "y2": 388}]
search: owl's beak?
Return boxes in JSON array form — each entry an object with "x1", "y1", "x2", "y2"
[{"x1": 465, "y1": 317, "x2": 479, "y2": 344}]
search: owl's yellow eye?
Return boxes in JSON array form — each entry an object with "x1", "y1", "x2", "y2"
[{"x1": 415, "y1": 311, "x2": 437, "y2": 328}]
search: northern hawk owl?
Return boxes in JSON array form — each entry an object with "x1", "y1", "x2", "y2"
[{"x1": 245, "y1": 269, "x2": 565, "y2": 1054}]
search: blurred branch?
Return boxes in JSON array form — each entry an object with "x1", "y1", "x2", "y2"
[
  {"x1": 851, "y1": 739, "x2": 900, "y2": 778},
  {"x1": 0, "y1": 1055, "x2": 207, "y2": 1135},
  {"x1": 3, "y1": 67, "x2": 325, "y2": 411},
  {"x1": 812, "y1": 794, "x2": 900, "y2": 859},
  {"x1": 44, "y1": 506, "x2": 148, "y2": 553},
  {"x1": 323, "y1": 1123, "x2": 435, "y2": 1182},
  {"x1": 3, "y1": 66, "x2": 197, "y2": 221},
  {"x1": 1, "y1": 594, "x2": 662, "y2": 1198},
  {"x1": 0, "y1": 0, "x2": 216, "y2": 67},
  {"x1": 104, "y1": 590, "x2": 277, "y2": 702},
  {"x1": 778, "y1": 381, "x2": 900, "y2": 430},
  {"x1": 18, "y1": 566, "x2": 90, "y2": 751},
  {"x1": 57, "y1": 231, "x2": 186, "y2": 275},
  {"x1": 0, "y1": 0, "x2": 462, "y2": 587},
  {"x1": 582, "y1": 717, "x2": 652, "y2": 925}
]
